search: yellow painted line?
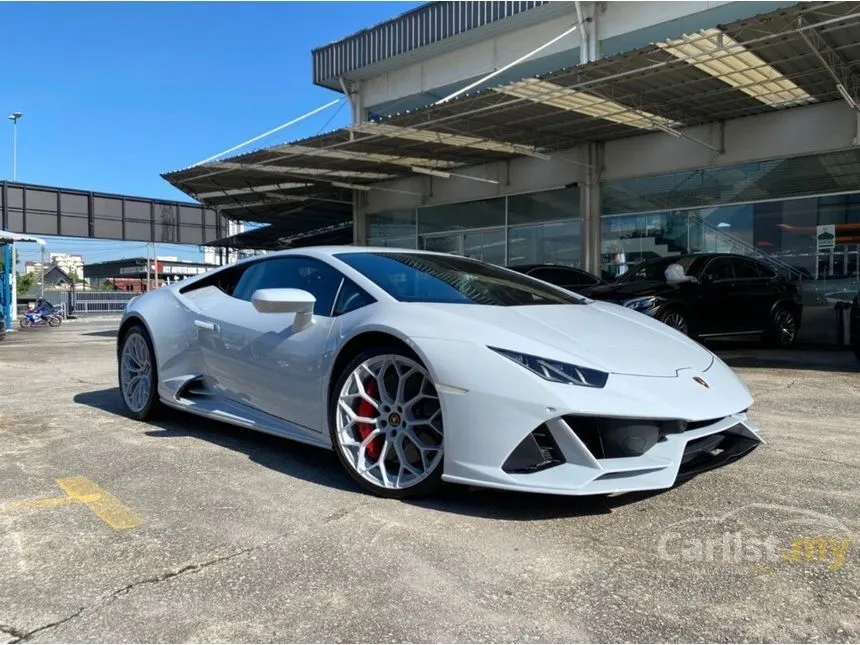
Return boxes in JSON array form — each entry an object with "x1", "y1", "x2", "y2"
[
  {"x1": 56, "y1": 476, "x2": 143, "y2": 530},
  {"x1": 9, "y1": 496, "x2": 77, "y2": 510}
]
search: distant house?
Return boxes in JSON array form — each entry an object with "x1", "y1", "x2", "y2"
[{"x1": 18, "y1": 266, "x2": 75, "y2": 305}]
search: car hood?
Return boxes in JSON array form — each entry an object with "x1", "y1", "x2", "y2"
[
  {"x1": 402, "y1": 301, "x2": 713, "y2": 377},
  {"x1": 584, "y1": 280, "x2": 676, "y2": 301}
]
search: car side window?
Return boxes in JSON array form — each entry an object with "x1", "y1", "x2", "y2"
[
  {"x1": 732, "y1": 258, "x2": 764, "y2": 279},
  {"x1": 232, "y1": 257, "x2": 344, "y2": 317},
  {"x1": 179, "y1": 264, "x2": 249, "y2": 296},
  {"x1": 704, "y1": 257, "x2": 735, "y2": 281},
  {"x1": 332, "y1": 278, "x2": 376, "y2": 316}
]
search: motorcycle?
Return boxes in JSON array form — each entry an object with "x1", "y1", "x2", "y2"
[{"x1": 20, "y1": 301, "x2": 62, "y2": 328}]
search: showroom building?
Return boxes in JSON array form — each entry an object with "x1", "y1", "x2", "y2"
[{"x1": 164, "y1": 1, "x2": 860, "y2": 293}]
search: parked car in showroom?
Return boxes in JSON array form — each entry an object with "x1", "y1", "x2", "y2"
[
  {"x1": 509, "y1": 264, "x2": 605, "y2": 292},
  {"x1": 582, "y1": 253, "x2": 803, "y2": 347}
]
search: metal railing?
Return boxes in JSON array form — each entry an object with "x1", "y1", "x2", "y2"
[{"x1": 72, "y1": 291, "x2": 141, "y2": 315}]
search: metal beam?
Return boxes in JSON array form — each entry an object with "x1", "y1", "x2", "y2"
[{"x1": 798, "y1": 16, "x2": 860, "y2": 113}]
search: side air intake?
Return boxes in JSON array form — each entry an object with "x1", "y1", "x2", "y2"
[{"x1": 502, "y1": 424, "x2": 565, "y2": 473}]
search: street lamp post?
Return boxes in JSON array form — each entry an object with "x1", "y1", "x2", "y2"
[{"x1": 8, "y1": 111, "x2": 22, "y2": 181}]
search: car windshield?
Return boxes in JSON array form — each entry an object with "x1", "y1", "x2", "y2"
[
  {"x1": 335, "y1": 252, "x2": 583, "y2": 306},
  {"x1": 617, "y1": 255, "x2": 702, "y2": 283}
]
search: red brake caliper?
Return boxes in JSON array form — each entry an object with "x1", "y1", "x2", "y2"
[{"x1": 356, "y1": 378, "x2": 383, "y2": 460}]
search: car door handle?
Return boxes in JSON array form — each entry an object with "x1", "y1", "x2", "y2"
[{"x1": 194, "y1": 320, "x2": 218, "y2": 331}]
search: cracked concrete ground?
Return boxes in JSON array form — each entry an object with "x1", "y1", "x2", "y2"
[{"x1": 0, "y1": 319, "x2": 858, "y2": 643}]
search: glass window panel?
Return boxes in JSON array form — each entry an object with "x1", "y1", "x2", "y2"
[
  {"x1": 417, "y1": 197, "x2": 505, "y2": 234},
  {"x1": 507, "y1": 186, "x2": 579, "y2": 225},
  {"x1": 368, "y1": 209, "x2": 416, "y2": 240},
  {"x1": 463, "y1": 228, "x2": 506, "y2": 266},
  {"x1": 602, "y1": 149, "x2": 860, "y2": 216},
  {"x1": 600, "y1": 212, "x2": 689, "y2": 278},
  {"x1": 508, "y1": 220, "x2": 581, "y2": 267},
  {"x1": 369, "y1": 235, "x2": 417, "y2": 249}
]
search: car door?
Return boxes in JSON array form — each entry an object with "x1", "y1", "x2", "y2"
[
  {"x1": 198, "y1": 256, "x2": 345, "y2": 433},
  {"x1": 730, "y1": 257, "x2": 775, "y2": 332},
  {"x1": 695, "y1": 256, "x2": 743, "y2": 335}
]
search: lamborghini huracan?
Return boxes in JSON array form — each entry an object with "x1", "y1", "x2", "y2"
[{"x1": 117, "y1": 247, "x2": 762, "y2": 498}]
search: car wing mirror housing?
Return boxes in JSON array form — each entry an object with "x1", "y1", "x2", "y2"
[{"x1": 251, "y1": 288, "x2": 316, "y2": 332}]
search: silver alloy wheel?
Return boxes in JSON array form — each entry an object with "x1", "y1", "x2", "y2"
[
  {"x1": 663, "y1": 312, "x2": 688, "y2": 335},
  {"x1": 336, "y1": 354, "x2": 443, "y2": 491},
  {"x1": 774, "y1": 309, "x2": 797, "y2": 345},
  {"x1": 120, "y1": 332, "x2": 153, "y2": 413}
]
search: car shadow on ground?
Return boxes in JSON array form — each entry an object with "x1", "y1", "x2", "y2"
[
  {"x1": 73, "y1": 387, "x2": 673, "y2": 521},
  {"x1": 705, "y1": 339, "x2": 860, "y2": 373},
  {"x1": 83, "y1": 329, "x2": 118, "y2": 338}
]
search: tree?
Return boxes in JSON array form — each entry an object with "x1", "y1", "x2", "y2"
[{"x1": 16, "y1": 272, "x2": 37, "y2": 297}]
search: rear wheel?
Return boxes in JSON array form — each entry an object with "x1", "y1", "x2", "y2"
[
  {"x1": 48, "y1": 315, "x2": 61, "y2": 328},
  {"x1": 118, "y1": 325, "x2": 161, "y2": 420},
  {"x1": 330, "y1": 347, "x2": 444, "y2": 499},
  {"x1": 764, "y1": 306, "x2": 798, "y2": 348}
]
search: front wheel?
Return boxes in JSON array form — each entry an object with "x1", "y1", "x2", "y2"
[
  {"x1": 19, "y1": 317, "x2": 31, "y2": 329},
  {"x1": 118, "y1": 325, "x2": 161, "y2": 420},
  {"x1": 764, "y1": 306, "x2": 798, "y2": 348},
  {"x1": 657, "y1": 308, "x2": 690, "y2": 336},
  {"x1": 330, "y1": 347, "x2": 444, "y2": 499}
]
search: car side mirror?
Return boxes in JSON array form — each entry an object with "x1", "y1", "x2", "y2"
[{"x1": 251, "y1": 288, "x2": 316, "y2": 332}]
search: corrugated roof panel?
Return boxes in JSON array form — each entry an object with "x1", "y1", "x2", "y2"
[{"x1": 312, "y1": 1, "x2": 553, "y2": 87}]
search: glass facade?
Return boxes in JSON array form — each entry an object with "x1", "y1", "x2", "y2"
[
  {"x1": 365, "y1": 150, "x2": 860, "y2": 329},
  {"x1": 600, "y1": 150, "x2": 860, "y2": 282},
  {"x1": 367, "y1": 186, "x2": 581, "y2": 268},
  {"x1": 600, "y1": 149, "x2": 860, "y2": 344}
]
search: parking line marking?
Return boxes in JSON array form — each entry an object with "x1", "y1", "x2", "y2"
[
  {"x1": 9, "y1": 496, "x2": 78, "y2": 510},
  {"x1": 55, "y1": 476, "x2": 143, "y2": 530}
]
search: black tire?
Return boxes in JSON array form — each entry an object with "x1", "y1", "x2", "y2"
[
  {"x1": 657, "y1": 307, "x2": 691, "y2": 337},
  {"x1": 117, "y1": 324, "x2": 162, "y2": 420},
  {"x1": 763, "y1": 305, "x2": 798, "y2": 348},
  {"x1": 329, "y1": 345, "x2": 444, "y2": 499},
  {"x1": 48, "y1": 316, "x2": 61, "y2": 328}
]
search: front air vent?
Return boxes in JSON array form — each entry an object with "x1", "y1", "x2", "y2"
[{"x1": 503, "y1": 424, "x2": 565, "y2": 473}]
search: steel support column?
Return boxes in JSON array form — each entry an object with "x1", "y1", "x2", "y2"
[
  {"x1": 353, "y1": 192, "x2": 368, "y2": 245},
  {"x1": 577, "y1": 1, "x2": 602, "y2": 275},
  {"x1": 2, "y1": 242, "x2": 11, "y2": 331},
  {"x1": 580, "y1": 142, "x2": 603, "y2": 275}
]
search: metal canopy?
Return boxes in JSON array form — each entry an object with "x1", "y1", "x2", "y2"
[{"x1": 163, "y1": 1, "x2": 860, "y2": 251}]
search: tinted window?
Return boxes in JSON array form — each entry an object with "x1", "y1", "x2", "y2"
[
  {"x1": 333, "y1": 278, "x2": 375, "y2": 316},
  {"x1": 704, "y1": 257, "x2": 735, "y2": 281},
  {"x1": 732, "y1": 257, "x2": 765, "y2": 279},
  {"x1": 233, "y1": 257, "x2": 343, "y2": 316},
  {"x1": 336, "y1": 252, "x2": 582, "y2": 306},
  {"x1": 180, "y1": 264, "x2": 248, "y2": 296},
  {"x1": 530, "y1": 267, "x2": 599, "y2": 287},
  {"x1": 618, "y1": 255, "x2": 702, "y2": 283}
]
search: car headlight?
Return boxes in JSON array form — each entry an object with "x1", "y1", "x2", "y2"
[
  {"x1": 489, "y1": 346, "x2": 609, "y2": 388},
  {"x1": 622, "y1": 296, "x2": 657, "y2": 311}
]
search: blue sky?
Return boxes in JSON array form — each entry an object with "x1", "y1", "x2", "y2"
[{"x1": 2, "y1": 1, "x2": 421, "y2": 265}]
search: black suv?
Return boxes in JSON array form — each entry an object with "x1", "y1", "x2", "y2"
[{"x1": 583, "y1": 253, "x2": 803, "y2": 347}]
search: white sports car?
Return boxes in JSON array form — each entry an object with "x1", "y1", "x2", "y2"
[{"x1": 117, "y1": 247, "x2": 762, "y2": 498}]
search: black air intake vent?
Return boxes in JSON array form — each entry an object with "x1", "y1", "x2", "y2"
[{"x1": 503, "y1": 425, "x2": 565, "y2": 474}]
